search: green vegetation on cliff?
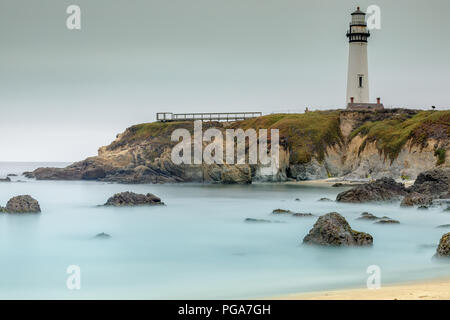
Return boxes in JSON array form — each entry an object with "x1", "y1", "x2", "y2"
[
  {"x1": 435, "y1": 148, "x2": 446, "y2": 165},
  {"x1": 230, "y1": 111, "x2": 343, "y2": 164},
  {"x1": 107, "y1": 111, "x2": 343, "y2": 165},
  {"x1": 349, "y1": 110, "x2": 450, "y2": 162},
  {"x1": 106, "y1": 109, "x2": 448, "y2": 165}
]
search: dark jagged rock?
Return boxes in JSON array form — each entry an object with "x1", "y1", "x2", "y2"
[
  {"x1": 94, "y1": 232, "x2": 111, "y2": 239},
  {"x1": 4, "y1": 195, "x2": 41, "y2": 213},
  {"x1": 356, "y1": 212, "x2": 399, "y2": 224},
  {"x1": 436, "y1": 224, "x2": 450, "y2": 229},
  {"x1": 332, "y1": 183, "x2": 344, "y2": 187},
  {"x1": 291, "y1": 213, "x2": 315, "y2": 217},
  {"x1": 23, "y1": 158, "x2": 180, "y2": 184},
  {"x1": 271, "y1": 209, "x2": 313, "y2": 217},
  {"x1": 418, "y1": 206, "x2": 429, "y2": 210},
  {"x1": 400, "y1": 192, "x2": 433, "y2": 207},
  {"x1": 104, "y1": 192, "x2": 164, "y2": 206},
  {"x1": 0, "y1": 177, "x2": 11, "y2": 182},
  {"x1": 82, "y1": 167, "x2": 106, "y2": 180},
  {"x1": 318, "y1": 197, "x2": 333, "y2": 202},
  {"x1": 435, "y1": 233, "x2": 450, "y2": 258},
  {"x1": 375, "y1": 218, "x2": 400, "y2": 224},
  {"x1": 357, "y1": 212, "x2": 380, "y2": 220},
  {"x1": 272, "y1": 209, "x2": 292, "y2": 214},
  {"x1": 7, "y1": 174, "x2": 17, "y2": 177},
  {"x1": 303, "y1": 212, "x2": 373, "y2": 247},
  {"x1": 245, "y1": 218, "x2": 272, "y2": 223},
  {"x1": 295, "y1": 198, "x2": 300, "y2": 201},
  {"x1": 336, "y1": 178, "x2": 407, "y2": 203},
  {"x1": 408, "y1": 168, "x2": 450, "y2": 200}
]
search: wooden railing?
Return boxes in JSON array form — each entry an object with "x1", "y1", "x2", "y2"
[{"x1": 156, "y1": 112, "x2": 262, "y2": 122}]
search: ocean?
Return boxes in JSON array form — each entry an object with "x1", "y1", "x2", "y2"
[{"x1": 0, "y1": 162, "x2": 449, "y2": 299}]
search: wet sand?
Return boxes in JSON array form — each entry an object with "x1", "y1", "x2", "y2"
[{"x1": 272, "y1": 278, "x2": 450, "y2": 300}]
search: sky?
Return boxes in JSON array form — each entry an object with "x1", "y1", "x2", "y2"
[{"x1": 0, "y1": 0, "x2": 449, "y2": 161}]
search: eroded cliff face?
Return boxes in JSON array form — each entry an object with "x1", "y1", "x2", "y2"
[
  {"x1": 301, "y1": 110, "x2": 449, "y2": 181},
  {"x1": 25, "y1": 110, "x2": 449, "y2": 183},
  {"x1": 93, "y1": 127, "x2": 291, "y2": 184},
  {"x1": 307, "y1": 136, "x2": 448, "y2": 181}
]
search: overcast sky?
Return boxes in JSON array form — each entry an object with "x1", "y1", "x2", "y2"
[{"x1": 1, "y1": 0, "x2": 449, "y2": 161}]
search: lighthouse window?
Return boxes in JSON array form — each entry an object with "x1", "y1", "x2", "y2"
[{"x1": 358, "y1": 75, "x2": 363, "y2": 88}]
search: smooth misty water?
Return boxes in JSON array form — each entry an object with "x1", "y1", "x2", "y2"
[{"x1": 0, "y1": 162, "x2": 449, "y2": 299}]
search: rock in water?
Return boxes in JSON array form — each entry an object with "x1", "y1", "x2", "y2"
[
  {"x1": 303, "y1": 212, "x2": 373, "y2": 247},
  {"x1": 272, "y1": 209, "x2": 292, "y2": 214},
  {"x1": 94, "y1": 232, "x2": 111, "y2": 239},
  {"x1": 271, "y1": 209, "x2": 313, "y2": 217},
  {"x1": 435, "y1": 233, "x2": 450, "y2": 258},
  {"x1": 0, "y1": 177, "x2": 11, "y2": 182},
  {"x1": 336, "y1": 178, "x2": 407, "y2": 203},
  {"x1": 400, "y1": 192, "x2": 433, "y2": 207},
  {"x1": 291, "y1": 213, "x2": 314, "y2": 217},
  {"x1": 104, "y1": 192, "x2": 163, "y2": 206},
  {"x1": 5, "y1": 195, "x2": 41, "y2": 213},
  {"x1": 409, "y1": 168, "x2": 450, "y2": 200},
  {"x1": 357, "y1": 212, "x2": 380, "y2": 220},
  {"x1": 375, "y1": 218, "x2": 400, "y2": 224},
  {"x1": 332, "y1": 183, "x2": 344, "y2": 187},
  {"x1": 318, "y1": 197, "x2": 333, "y2": 202},
  {"x1": 357, "y1": 212, "x2": 399, "y2": 223},
  {"x1": 244, "y1": 218, "x2": 272, "y2": 223}
]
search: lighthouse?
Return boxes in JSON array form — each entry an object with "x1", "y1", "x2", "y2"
[{"x1": 345, "y1": 7, "x2": 383, "y2": 110}]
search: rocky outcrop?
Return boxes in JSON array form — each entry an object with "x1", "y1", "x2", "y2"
[
  {"x1": 408, "y1": 168, "x2": 450, "y2": 199},
  {"x1": 435, "y1": 233, "x2": 450, "y2": 258},
  {"x1": 401, "y1": 168, "x2": 450, "y2": 206},
  {"x1": 1, "y1": 195, "x2": 41, "y2": 213},
  {"x1": 338, "y1": 168, "x2": 449, "y2": 204},
  {"x1": 336, "y1": 178, "x2": 408, "y2": 203},
  {"x1": 303, "y1": 212, "x2": 373, "y2": 246},
  {"x1": 0, "y1": 177, "x2": 11, "y2": 182},
  {"x1": 400, "y1": 192, "x2": 433, "y2": 207},
  {"x1": 288, "y1": 159, "x2": 328, "y2": 181},
  {"x1": 104, "y1": 192, "x2": 164, "y2": 206},
  {"x1": 24, "y1": 110, "x2": 449, "y2": 184}
]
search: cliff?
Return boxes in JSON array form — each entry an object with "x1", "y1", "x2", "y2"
[{"x1": 25, "y1": 109, "x2": 449, "y2": 184}]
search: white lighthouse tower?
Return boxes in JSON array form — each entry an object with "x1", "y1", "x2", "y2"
[{"x1": 346, "y1": 7, "x2": 372, "y2": 107}]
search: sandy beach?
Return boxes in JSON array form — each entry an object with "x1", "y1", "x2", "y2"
[{"x1": 273, "y1": 278, "x2": 450, "y2": 300}]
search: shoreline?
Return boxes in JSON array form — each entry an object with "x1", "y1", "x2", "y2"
[
  {"x1": 284, "y1": 177, "x2": 416, "y2": 188},
  {"x1": 270, "y1": 277, "x2": 450, "y2": 300}
]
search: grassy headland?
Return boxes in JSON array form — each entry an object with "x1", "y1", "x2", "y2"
[
  {"x1": 104, "y1": 109, "x2": 449, "y2": 165},
  {"x1": 349, "y1": 110, "x2": 450, "y2": 162}
]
